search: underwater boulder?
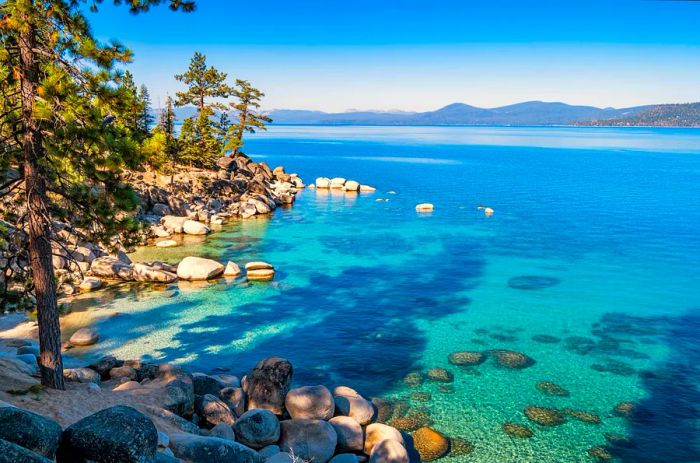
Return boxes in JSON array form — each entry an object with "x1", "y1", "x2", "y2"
[
  {"x1": 501, "y1": 422, "x2": 534, "y2": 438},
  {"x1": 524, "y1": 406, "x2": 566, "y2": 426},
  {"x1": 535, "y1": 381, "x2": 570, "y2": 397},
  {"x1": 489, "y1": 350, "x2": 535, "y2": 369},
  {"x1": 447, "y1": 351, "x2": 486, "y2": 367}
]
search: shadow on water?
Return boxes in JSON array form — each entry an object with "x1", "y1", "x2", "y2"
[
  {"x1": 84, "y1": 239, "x2": 484, "y2": 398},
  {"x1": 598, "y1": 311, "x2": 700, "y2": 462}
]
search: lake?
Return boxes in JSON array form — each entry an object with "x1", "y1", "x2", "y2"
[{"x1": 65, "y1": 126, "x2": 700, "y2": 462}]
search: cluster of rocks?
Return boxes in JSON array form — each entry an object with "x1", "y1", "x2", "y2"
[
  {"x1": 55, "y1": 254, "x2": 276, "y2": 297},
  {"x1": 0, "y1": 354, "x2": 456, "y2": 463},
  {"x1": 311, "y1": 177, "x2": 375, "y2": 193},
  {"x1": 137, "y1": 156, "x2": 304, "y2": 230},
  {"x1": 0, "y1": 155, "x2": 302, "y2": 308}
]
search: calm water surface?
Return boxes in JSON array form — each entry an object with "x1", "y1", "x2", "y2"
[{"x1": 66, "y1": 126, "x2": 700, "y2": 462}]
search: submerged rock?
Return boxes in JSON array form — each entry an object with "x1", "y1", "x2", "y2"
[
  {"x1": 562, "y1": 408, "x2": 601, "y2": 424},
  {"x1": 410, "y1": 391, "x2": 431, "y2": 402},
  {"x1": 587, "y1": 446, "x2": 614, "y2": 461},
  {"x1": 531, "y1": 334, "x2": 561, "y2": 344},
  {"x1": 490, "y1": 350, "x2": 535, "y2": 369},
  {"x1": 524, "y1": 406, "x2": 566, "y2": 426},
  {"x1": 507, "y1": 275, "x2": 560, "y2": 290},
  {"x1": 426, "y1": 368, "x2": 454, "y2": 383},
  {"x1": 604, "y1": 432, "x2": 635, "y2": 448},
  {"x1": 402, "y1": 372, "x2": 424, "y2": 388},
  {"x1": 411, "y1": 426, "x2": 449, "y2": 462},
  {"x1": 449, "y1": 437, "x2": 475, "y2": 456},
  {"x1": 612, "y1": 401, "x2": 638, "y2": 418},
  {"x1": 448, "y1": 351, "x2": 486, "y2": 366},
  {"x1": 502, "y1": 422, "x2": 534, "y2": 438},
  {"x1": 388, "y1": 410, "x2": 433, "y2": 432},
  {"x1": 535, "y1": 381, "x2": 570, "y2": 397}
]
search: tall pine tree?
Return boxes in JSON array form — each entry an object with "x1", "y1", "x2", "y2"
[
  {"x1": 174, "y1": 52, "x2": 230, "y2": 112},
  {"x1": 138, "y1": 84, "x2": 154, "y2": 134},
  {"x1": 0, "y1": 0, "x2": 194, "y2": 389},
  {"x1": 226, "y1": 79, "x2": 272, "y2": 157}
]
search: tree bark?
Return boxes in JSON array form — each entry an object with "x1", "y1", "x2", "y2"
[{"x1": 18, "y1": 3, "x2": 65, "y2": 390}]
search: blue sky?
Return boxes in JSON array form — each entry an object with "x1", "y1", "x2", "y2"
[{"x1": 87, "y1": 0, "x2": 700, "y2": 112}]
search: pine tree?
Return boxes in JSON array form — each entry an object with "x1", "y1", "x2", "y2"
[
  {"x1": 217, "y1": 111, "x2": 232, "y2": 146},
  {"x1": 174, "y1": 52, "x2": 230, "y2": 112},
  {"x1": 120, "y1": 70, "x2": 143, "y2": 137},
  {"x1": 177, "y1": 108, "x2": 221, "y2": 168},
  {"x1": 0, "y1": 0, "x2": 194, "y2": 390},
  {"x1": 226, "y1": 79, "x2": 272, "y2": 157},
  {"x1": 138, "y1": 85, "x2": 155, "y2": 134},
  {"x1": 159, "y1": 95, "x2": 178, "y2": 165}
]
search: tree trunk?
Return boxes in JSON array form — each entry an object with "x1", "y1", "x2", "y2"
[
  {"x1": 199, "y1": 93, "x2": 204, "y2": 113},
  {"x1": 231, "y1": 106, "x2": 247, "y2": 158},
  {"x1": 18, "y1": 4, "x2": 65, "y2": 390}
]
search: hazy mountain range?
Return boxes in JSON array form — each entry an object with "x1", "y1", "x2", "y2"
[{"x1": 170, "y1": 101, "x2": 700, "y2": 127}]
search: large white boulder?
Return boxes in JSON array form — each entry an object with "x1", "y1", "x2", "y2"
[
  {"x1": 315, "y1": 177, "x2": 331, "y2": 189},
  {"x1": 161, "y1": 216, "x2": 188, "y2": 234},
  {"x1": 344, "y1": 180, "x2": 360, "y2": 192},
  {"x1": 133, "y1": 263, "x2": 177, "y2": 283},
  {"x1": 330, "y1": 178, "x2": 346, "y2": 189},
  {"x1": 183, "y1": 220, "x2": 210, "y2": 235},
  {"x1": 177, "y1": 257, "x2": 224, "y2": 281}
]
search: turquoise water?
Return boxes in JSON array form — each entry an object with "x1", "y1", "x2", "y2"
[{"x1": 65, "y1": 126, "x2": 700, "y2": 462}]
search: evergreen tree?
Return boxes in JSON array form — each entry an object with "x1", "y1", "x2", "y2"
[
  {"x1": 177, "y1": 107, "x2": 221, "y2": 168},
  {"x1": 0, "y1": 0, "x2": 194, "y2": 390},
  {"x1": 120, "y1": 70, "x2": 143, "y2": 137},
  {"x1": 159, "y1": 95, "x2": 178, "y2": 165},
  {"x1": 174, "y1": 52, "x2": 230, "y2": 112},
  {"x1": 217, "y1": 111, "x2": 232, "y2": 146},
  {"x1": 226, "y1": 79, "x2": 272, "y2": 157},
  {"x1": 138, "y1": 85, "x2": 154, "y2": 134}
]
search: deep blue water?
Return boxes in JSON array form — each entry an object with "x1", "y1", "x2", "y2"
[{"x1": 66, "y1": 126, "x2": 700, "y2": 462}]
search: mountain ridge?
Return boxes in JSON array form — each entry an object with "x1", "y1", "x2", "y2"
[
  {"x1": 263, "y1": 101, "x2": 659, "y2": 126},
  {"x1": 168, "y1": 101, "x2": 700, "y2": 127}
]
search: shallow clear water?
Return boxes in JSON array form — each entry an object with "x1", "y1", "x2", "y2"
[{"x1": 65, "y1": 126, "x2": 700, "y2": 462}]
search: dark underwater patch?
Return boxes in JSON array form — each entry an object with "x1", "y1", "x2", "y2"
[{"x1": 507, "y1": 275, "x2": 561, "y2": 290}]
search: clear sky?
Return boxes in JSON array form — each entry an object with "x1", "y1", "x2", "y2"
[{"x1": 87, "y1": 0, "x2": 700, "y2": 112}]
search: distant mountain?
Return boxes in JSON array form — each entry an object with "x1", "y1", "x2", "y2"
[
  {"x1": 266, "y1": 101, "x2": 655, "y2": 126},
  {"x1": 575, "y1": 103, "x2": 700, "y2": 128}
]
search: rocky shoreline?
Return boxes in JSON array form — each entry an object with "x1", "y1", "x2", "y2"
[
  {"x1": 0, "y1": 342, "x2": 455, "y2": 463},
  {"x1": 1, "y1": 153, "x2": 303, "y2": 308}
]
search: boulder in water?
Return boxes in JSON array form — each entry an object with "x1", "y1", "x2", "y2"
[{"x1": 177, "y1": 256, "x2": 224, "y2": 281}]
